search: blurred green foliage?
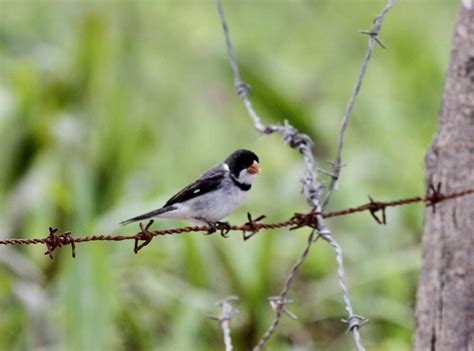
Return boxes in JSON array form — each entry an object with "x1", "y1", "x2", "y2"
[{"x1": 0, "y1": 1, "x2": 457, "y2": 350}]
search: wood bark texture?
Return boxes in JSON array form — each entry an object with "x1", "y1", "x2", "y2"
[{"x1": 414, "y1": 3, "x2": 474, "y2": 351}]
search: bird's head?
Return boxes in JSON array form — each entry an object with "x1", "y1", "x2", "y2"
[{"x1": 225, "y1": 149, "x2": 260, "y2": 185}]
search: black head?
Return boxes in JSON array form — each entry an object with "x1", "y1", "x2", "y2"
[{"x1": 225, "y1": 149, "x2": 260, "y2": 176}]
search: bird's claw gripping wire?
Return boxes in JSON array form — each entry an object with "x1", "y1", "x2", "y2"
[
  {"x1": 134, "y1": 220, "x2": 154, "y2": 254},
  {"x1": 202, "y1": 222, "x2": 222, "y2": 236},
  {"x1": 204, "y1": 222, "x2": 217, "y2": 235},
  {"x1": 242, "y1": 213, "x2": 266, "y2": 241},
  {"x1": 44, "y1": 227, "x2": 75, "y2": 259},
  {"x1": 216, "y1": 221, "x2": 232, "y2": 238},
  {"x1": 203, "y1": 221, "x2": 231, "y2": 236}
]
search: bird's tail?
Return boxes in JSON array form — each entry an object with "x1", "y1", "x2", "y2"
[{"x1": 120, "y1": 207, "x2": 171, "y2": 226}]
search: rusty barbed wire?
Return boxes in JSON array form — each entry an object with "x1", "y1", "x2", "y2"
[{"x1": 1, "y1": 185, "x2": 471, "y2": 257}]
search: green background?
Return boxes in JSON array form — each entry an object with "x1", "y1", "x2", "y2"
[{"x1": 0, "y1": 1, "x2": 458, "y2": 350}]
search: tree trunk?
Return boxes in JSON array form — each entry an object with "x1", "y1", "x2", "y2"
[{"x1": 414, "y1": 3, "x2": 474, "y2": 351}]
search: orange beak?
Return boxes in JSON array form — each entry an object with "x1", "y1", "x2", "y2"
[{"x1": 246, "y1": 160, "x2": 261, "y2": 174}]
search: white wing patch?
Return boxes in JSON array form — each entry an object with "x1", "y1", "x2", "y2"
[{"x1": 193, "y1": 189, "x2": 200, "y2": 194}]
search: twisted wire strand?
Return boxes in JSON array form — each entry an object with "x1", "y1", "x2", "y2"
[
  {"x1": 1, "y1": 187, "x2": 471, "y2": 249},
  {"x1": 323, "y1": 0, "x2": 395, "y2": 209},
  {"x1": 215, "y1": 0, "x2": 393, "y2": 349}
]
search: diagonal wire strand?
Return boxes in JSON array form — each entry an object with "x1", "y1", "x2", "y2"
[
  {"x1": 322, "y1": 0, "x2": 395, "y2": 209},
  {"x1": 252, "y1": 230, "x2": 317, "y2": 351}
]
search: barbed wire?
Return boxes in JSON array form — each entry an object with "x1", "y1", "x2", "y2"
[
  {"x1": 252, "y1": 229, "x2": 317, "y2": 351},
  {"x1": 322, "y1": 0, "x2": 395, "y2": 209},
  {"x1": 210, "y1": 296, "x2": 240, "y2": 351},
  {"x1": 1, "y1": 185, "x2": 471, "y2": 255}
]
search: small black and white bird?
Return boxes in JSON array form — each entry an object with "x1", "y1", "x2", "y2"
[{"x1": 121, "y1": 149, "x2": 260, "y2": 232}]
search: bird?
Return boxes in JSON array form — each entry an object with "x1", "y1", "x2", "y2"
[{"x1": 121, "y1": 149, "x2": 260, "y2": 233}]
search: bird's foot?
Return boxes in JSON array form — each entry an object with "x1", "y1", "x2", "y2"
[
  {"x1": 203, "y1": 222, "x2": 217, "y2": 235},
  {"x1": 202, "y1": 221, "x2": 231, "y2": 237},
  {"x1": 216, "y1": 221, "x2": 231, "y2": 238}
]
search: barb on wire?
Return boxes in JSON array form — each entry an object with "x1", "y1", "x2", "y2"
[
  {"x1": 322, "y1": 0, "x2": 394, "y2": 209},
  {"x1": 242, "y1": 213, "x2": 266, "y2": 241},
  {"x1": 427, "y1": 181, "x2": 442, "y2": 213},
  {"x1": 44, "y1": 227, "x2": 75, "y2": 258},
  {"x1": 367, "y1": 195, "x2": 387, "y2": 225},
  {"x1": 134, "y1": 220, "x2": 155, "y2": 253},
  {"x1": 210, "y1": 296, "x2": 240, "y2": 351}
]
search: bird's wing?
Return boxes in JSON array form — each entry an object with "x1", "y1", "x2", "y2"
[{"x1": 163, "y1": 165, "x2": 227, "y2": 207}]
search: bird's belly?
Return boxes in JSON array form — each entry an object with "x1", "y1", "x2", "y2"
[{"x1": 183, "y1": 188, "x2": 246, "y2": 222}]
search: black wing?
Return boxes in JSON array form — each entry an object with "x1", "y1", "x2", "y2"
[{"x1": 164, "y1": 165, "x2": 226, "y2": 207}]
